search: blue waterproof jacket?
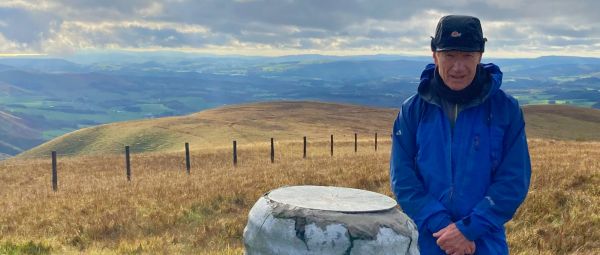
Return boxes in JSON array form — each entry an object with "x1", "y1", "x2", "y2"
[{"x1": 390, "y1": 63, "x2": 531, "y2": 254}]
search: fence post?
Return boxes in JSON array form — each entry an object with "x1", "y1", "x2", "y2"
[
  {"x1": 375, "y1": 132, "x2": 378, "y2": 151},
  {"x1": 51, "y1": 151, "x2": 57, "y2": 192},
  {"x1": 125, "y1": 146, "x2": 131, "y2": 181},
  {"x1": 233, "y1": 140, "x2": 237, "y2": 167},
  {"x1": 270, "y1": 138, "x2": 274, "y2": 163},
  {"x1": 355, "y1": 133, "x2": 357, "y2": 153},
  {"x1": 330, "y1": 134, "x2": 334, "y2": 157},
  {"x1": 185, "y1": 142, "x2": 191, "y2": 175},
  {"x1": 303, "y1": 136, "x2": 307, "y2": 159}
]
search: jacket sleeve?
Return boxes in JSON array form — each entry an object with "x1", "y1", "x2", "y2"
[
  {"x1": 455, "y1": 105, "x2": 532, "y2": 241},
  {"x1": 390, "y1": 100, "x2": 453, "y2": 233}
]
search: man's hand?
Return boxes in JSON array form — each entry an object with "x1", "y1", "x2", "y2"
[{"x1": 433, "y1": 223, "x2": 476, "y2": 255}]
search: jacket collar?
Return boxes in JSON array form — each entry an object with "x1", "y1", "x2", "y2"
[{"x1": 417, "y1": 63, "x2": 503, "y2": 107}]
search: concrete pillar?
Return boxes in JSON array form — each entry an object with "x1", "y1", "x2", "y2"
[{"x1": 243, "y1": 185, "x2": 419, "y2": 255}]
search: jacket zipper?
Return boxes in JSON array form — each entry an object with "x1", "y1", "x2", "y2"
[
  {"x1": 450, "y1": 103, "x2": 458, "y2": 213},
  {"x1": 454, "y1": 104, "x2": 458, "y2": 125}
]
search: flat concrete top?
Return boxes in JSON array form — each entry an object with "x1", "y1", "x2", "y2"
[{"x1": 267, "y1": 185, "x2": 397, "y2": 213}]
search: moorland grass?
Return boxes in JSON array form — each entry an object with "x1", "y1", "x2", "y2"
[{"x1": 1, "y1": 139, "x2": 598, "y2": 254}]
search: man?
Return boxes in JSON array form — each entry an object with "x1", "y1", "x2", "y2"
[{"x1": 390, "y1": 15, "x2": 531, "y2": 255}]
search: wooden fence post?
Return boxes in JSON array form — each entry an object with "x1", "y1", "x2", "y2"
[
  {"x1": 270, "y1": 138, "x2": 274, "y2": 163},
  {"x1": 375, "y1": 132, "x2": 378, "y2": 151},
  {"x1": 233, "y1": 140, "x2": 237, "y2": 167},
  {"x1": 51, "y1": 151, "x2": 57, "y2": 192},
  {"x1": 330, "y1": 134, "x2": 334, "y2": 157},
  {"x1": 125, "y1": 146, "x2": 131, "y2": 181},
  {"x1": 185, "y1": 142, "x2": 191, "y2": 175},
  {"x1": 355, "y1": 133, "x2": 357, "y2": 153},
  {"x1": 303, "y1": 136, "x2": 307, "y2": 159}
]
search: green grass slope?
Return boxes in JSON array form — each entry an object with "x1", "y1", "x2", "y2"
[{"x1": 17, "y1": 101, "x2": 600, "y2": 158}]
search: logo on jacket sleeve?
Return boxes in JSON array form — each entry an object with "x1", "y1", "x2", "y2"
[{"x1": 395, "y1": 130, "x2": 402, "y2": 136}]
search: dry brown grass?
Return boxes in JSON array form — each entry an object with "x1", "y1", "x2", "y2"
[
  {"x1": 0, "y1": 138, "x2": 598, "y2": 254},
  {"x1": 18, "y1": 101, "x2": 397, "y2": 158},
  {"x1": 523, "y1": 105, "x2": 600, "y2": 141},
  {"x1": 506, "y1": 139, "x2": 600, "y2": 255}
]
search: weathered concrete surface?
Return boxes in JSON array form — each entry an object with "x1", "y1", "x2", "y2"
[
  {"x1": 267, "y1": 185, "x2": 397, "y2": 212},
  {"x1": 243, "y1": 186, "x2": 419, "y2": 255}
]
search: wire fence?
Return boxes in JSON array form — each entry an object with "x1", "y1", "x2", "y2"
[{"x1": 47, "y1": 132, "x2": 389, "y2": 192}]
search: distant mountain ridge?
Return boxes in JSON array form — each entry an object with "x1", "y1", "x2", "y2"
[
  {"x1": 0, "y1": 58, "x2": 86, "y2": 73},
  {"x1": 16, "y1": 101, "x2": 600, "y2": 159}
]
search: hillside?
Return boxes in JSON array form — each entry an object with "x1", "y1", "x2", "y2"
[
  {"x1": 17, "y1": 101, "x2": 600, "y2": 158},
  {"x1": 523, "y1": 104, "x2": 600, "y2": 140},
  {"x1": 18, "y1": 101, "x2": 397, "y2": 158},
  {"x1": 0, "y1": 110, "x2": 44, "y2": 155}
]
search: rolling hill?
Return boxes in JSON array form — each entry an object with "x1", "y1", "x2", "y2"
[
  {"x1": 523, "y1": 104, "x2": 600, "y2": 141},
  {"x1": 17, "y1": 101, "x2": 397, "y2": 158},
  {"x1": 16, "y1": 101, "x2": 600, "y2": 158}
]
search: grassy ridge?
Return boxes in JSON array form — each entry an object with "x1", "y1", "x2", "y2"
[
  {"x1": 18, "y1": 101, "x2": 397, "y2": 158},
  {"x1": 16, "y1": 102, "x2": 600, "y2": 159},
  {"x1": 0, "y1": 139, "x2": 598, "y2": 254},
  {"x1": 523, "y1": 104, "x2": 600, "y2": 141}
]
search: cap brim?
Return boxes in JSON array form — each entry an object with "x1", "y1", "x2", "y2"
[{"x1": 434, "y1": 46, "x2": 483, "y2": 52}]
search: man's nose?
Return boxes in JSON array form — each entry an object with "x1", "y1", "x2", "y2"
[{"x1": 450, "y1": 61, "x2": 466, "y2": 73}]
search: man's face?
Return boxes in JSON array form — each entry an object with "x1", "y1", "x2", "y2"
[{"x1": 433, "y1": 51, "x2": 482, "y2": 91}]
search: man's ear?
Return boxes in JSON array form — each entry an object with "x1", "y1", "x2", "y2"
[
  {"x1": 432, "y1": 52, "x2": 439, "y2": 65},
  {"x1": 478, "y1": 52, "x2": 483, "y2": 63}
]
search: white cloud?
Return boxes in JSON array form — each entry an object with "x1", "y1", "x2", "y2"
[
  {"x1": 0, "y1": 0, "x2": 597, "y2": 57},
  {"x1": 137, "y1": 2, "x2": 163, "y2": 17}
]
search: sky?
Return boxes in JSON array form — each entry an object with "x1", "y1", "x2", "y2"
[{"x1": 0, "y1": 0, "x2": 598, "y2": 58}]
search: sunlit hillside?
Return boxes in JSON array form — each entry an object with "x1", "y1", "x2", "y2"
[
  {"x1": 16, "y1": 101, "x2": 600, "y2": 159},
  {"x1": 17, "y1": 101, "x2": 397, "y2": 158}
]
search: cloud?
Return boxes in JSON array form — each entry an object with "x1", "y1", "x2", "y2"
[
  {"x1": 0, "y1": 7, "x2": 61, "y2": 48},
  {"x1": 0, "y1": 0, "x2": 598, "y2": 57}
]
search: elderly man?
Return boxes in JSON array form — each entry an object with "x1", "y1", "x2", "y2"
[{"x1": 390, "y1": 15, "x2": 531, "y2": 255}]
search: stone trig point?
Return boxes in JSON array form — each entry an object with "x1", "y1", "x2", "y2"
[{"x1": 243, "y1": 185, "x2": 419, "y2": 255}]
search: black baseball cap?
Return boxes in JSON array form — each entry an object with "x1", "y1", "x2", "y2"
[{"x1": 431, "y1": 15, "x2": 487, "y2": 52}]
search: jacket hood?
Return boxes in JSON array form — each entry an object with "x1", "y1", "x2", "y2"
[{"x1": 417, "y1": 63, "x2": 503, "y2": 106}]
